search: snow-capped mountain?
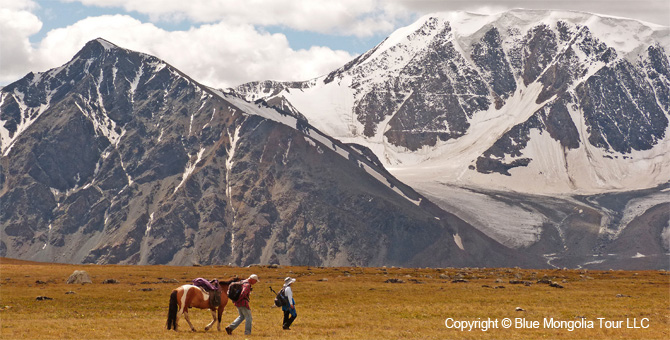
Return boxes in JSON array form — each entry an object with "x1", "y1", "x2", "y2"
[
  {"x1": 234, "y1": 10, "x2": 670, "y2": 270},
  {"x1": 0, "y1": 38, "x2": 543, "y2": 268},
  {"x1": 234, "y1": 9, "x2": 670, "y2": 196}
]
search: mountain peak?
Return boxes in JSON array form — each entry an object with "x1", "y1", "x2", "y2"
[
  {"x1": 73, "y1": 38, "x2": 119, "y2": 60},
  {"x1": 94, "y1": 37, "x2": 118, "y2": 50},
  {"x1": 366, "y1": 9, "x2": 667, "y2": 64}
]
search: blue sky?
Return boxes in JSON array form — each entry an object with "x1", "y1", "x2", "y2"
[
  {"x1": 2, "y1": 0, "x2": 669, "y2": 88},
  {"x1": 29, "y1": 1, "x2": 389, "y2": 54}
]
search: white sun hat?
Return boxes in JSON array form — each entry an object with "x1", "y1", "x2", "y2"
[{"x1": 284, "y1": 277, "x2": 296, "y2": 286}]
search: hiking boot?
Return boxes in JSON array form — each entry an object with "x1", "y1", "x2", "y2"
[{"x1": 225, "y1": 327, "x2": 232, "y2": 335}]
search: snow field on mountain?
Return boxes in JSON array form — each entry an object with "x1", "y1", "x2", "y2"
[
  {"x1": 408, "y1": 182, "x2": 545, "y2": 248},
  {"x1": 254, "y1": 10, "x2": 670, "y2": 195}
]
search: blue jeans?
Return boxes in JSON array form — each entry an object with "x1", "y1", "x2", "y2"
[{"x1": 229, "y1": 306, "x2": 253, "y2": 334}]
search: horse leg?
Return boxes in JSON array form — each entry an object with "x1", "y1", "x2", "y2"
[
  {"x1": 216, "y1": 304, "x2": 225, "y2": 331},
  {"x1": 183, "y1": 308, "x2": 196, "y2": 332},
  {"x1": 205, "y1": 308, "x2": 217, "y2": 331},
  {"x1": 182, "y1": 288, "x2": 197, "y2": 332}
]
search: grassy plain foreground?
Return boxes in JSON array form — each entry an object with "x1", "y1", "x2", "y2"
[{"x1": 0, "y1": 258, "x2": 668, "y2": 339}]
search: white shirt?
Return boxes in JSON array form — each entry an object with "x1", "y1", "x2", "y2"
[{"x1": 284, "y1": 285, "x2": 294, "y2": 307}]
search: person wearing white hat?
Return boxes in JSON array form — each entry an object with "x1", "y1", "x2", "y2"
[
  {"x1": 282, "y1": 277, "x2": 297, "y2": 330},
  {"x1": 225, "y1": 274, "x2": 259, "y2": 335}
]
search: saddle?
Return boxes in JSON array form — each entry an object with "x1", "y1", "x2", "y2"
[
  {"x1": 192, "y1": 278, "x2": 221, "y2": 307},
  {"x1": 208, "y1": 289, "x2": 221, "y2": 307}
]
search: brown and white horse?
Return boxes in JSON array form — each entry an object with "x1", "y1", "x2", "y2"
[{"x1": 166, "y1": 278, "x2": 241, "y2": 332}]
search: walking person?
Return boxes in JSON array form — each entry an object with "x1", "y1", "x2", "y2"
[
  {"x1": 282, "y1": 277, "x2": 297, "y2": 330},
  {"x1": 225, "y1": 274, "x2": 259, "y2": 335}
]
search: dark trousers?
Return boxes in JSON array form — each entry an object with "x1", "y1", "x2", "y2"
[{"x1": 283, "y1": 308, "x2": 297, "y2": 329}]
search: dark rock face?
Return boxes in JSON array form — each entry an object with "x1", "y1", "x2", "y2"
[
  {"x1": 521, "y1": 24, "x2": 559, "y2": 86},
  {"x1": 234, "y1": 80, "x2": 311, "y2": 103},
  {"x1": 471, "y1": 27, "x2": 517, "y2": 103},
  {"x1": 477, "y1": 95, "x2": 581, "y2": 175},
  {"x1": 645, "y1": 45, "x2": 670, "y2": 113},
  {"x1": 469, "y1": 22, "x2": 667, "y2": 175},
  {"x1": 385, "y1": 37, "x2": 490, "y2": 150},
  {"x1": 577, "y1": 60, "x2": 668, "y2": 153},
  {"x1": 348, "y1": 22, "x2": 492, "y2": 151},
  {"x1": 0, "y1": 39, "x2": 542, "y2": 268}
]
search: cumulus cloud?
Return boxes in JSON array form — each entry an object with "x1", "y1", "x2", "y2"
[
  {"x1": 0, "y1": 4, "x2": 43, "y2": 83},
  {"x1": 0, "y1": 0, "x2": 38, "y2": 10},
  {"x1": 62, "y1": 0, "x2": 670, "y2": 29},
  {"x1": 1, "y1": 12, "x2": 354, "y2": 88},
  {"x1": 391, "y1": 0, "x2": 669, "y2": 26},
  {"x1": 62, "y1": 0, "x2": 407, "y2": 37}
]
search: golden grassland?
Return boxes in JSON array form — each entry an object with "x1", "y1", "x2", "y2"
[{"x1": 0, "y1": 257, "x2": 668, "y2": 340}]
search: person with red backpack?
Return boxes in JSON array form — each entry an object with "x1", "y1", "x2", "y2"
[{"x1": 225, "y1": 274, "x2": 259, "y2": 335}]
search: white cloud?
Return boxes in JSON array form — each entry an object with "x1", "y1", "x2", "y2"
[
  {"x1": 0, "y1": 0, "x2": 38, "y2": 11},
  {"x1": 62, "y1": 0, "x2": 407, "y2": 37},
  {"x1": 61, "y1": 0, "x2": 670, "y2": 31},
  {"x1": 464, "y1": 6, "x2": 511, "y2": 16},
  {"x1": 1, "y1": 13, "x2": 354, "y2": 88},
  {"x1": 0, "y1": 6, "x2": 43, "y2": 83}
]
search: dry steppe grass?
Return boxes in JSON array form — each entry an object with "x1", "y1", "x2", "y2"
[{"x1": 0, "y1": 258, "x2": 668, "y2": 339}]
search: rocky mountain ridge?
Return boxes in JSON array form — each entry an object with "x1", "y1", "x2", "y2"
[{"x1": 0, "y1": 39, "x2": 541, "y2": 268}]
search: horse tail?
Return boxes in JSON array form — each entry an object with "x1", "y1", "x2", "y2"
[{"x1": 167, "y1": 290, "x2": 179, "y2": 331}]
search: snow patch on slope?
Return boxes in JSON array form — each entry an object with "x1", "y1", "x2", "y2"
[
  {"x1": 74, "y1": 98, "x2": 124, "y2": 146},
  {"x1": 662, "y1": 222, "x2": 670, "y2": 251},
  {"x1": 1, "y1": 88, "x2": 54, "y2": 156},
  {"x1": 453, "y1": 233, "x2": 465, "y2": 251},
  {"x1": 410, "y1": 182, "x2": 545, "y2": 248},
  {"x1": 225, "y1": 125, "x2": 242, "y2": 202},
  {"x1": 174, "y1": 147, "x2": 206, "y2": 194}
]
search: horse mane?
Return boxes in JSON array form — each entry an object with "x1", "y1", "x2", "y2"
[{"x1": 219, "y1": 277, "x2": 243, "y2": 285}]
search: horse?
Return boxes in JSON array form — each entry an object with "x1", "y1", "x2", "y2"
[{"x1": 166, "y1": 277, "x2": 242, "y2": 332}]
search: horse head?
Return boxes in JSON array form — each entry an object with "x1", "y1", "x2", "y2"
[{"x1": 219, "y1": 277, "x2": 242, "y2": 287}]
